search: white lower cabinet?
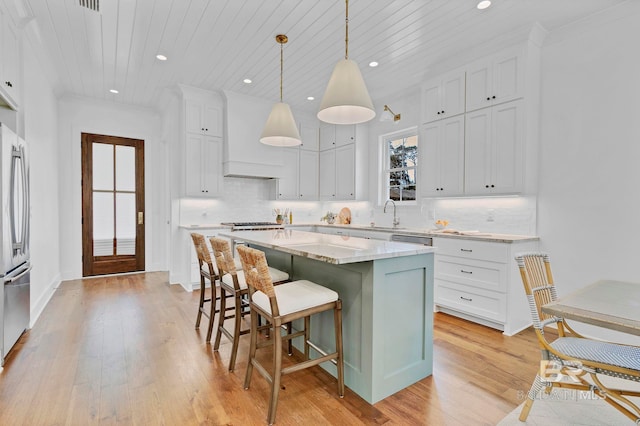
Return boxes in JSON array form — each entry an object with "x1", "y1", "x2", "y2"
[{"x1": 432, "y1": 236, "x2": 538, "y2": 335}]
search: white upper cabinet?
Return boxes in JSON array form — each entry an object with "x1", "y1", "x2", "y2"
[
  {"x1": 275, "y1": 148, "x2": 300, "y2": 200},
  {"x1": 335, "y1": 144, "x2": 356, "y2": 199},
  {"x1": 185, "y1": 99, "x2": 223, "y2": 137},
  {"x1": 319, "y1": 123, "x2": 356, "y2": 150},
  {"x1": 319, "y1": 149, "x2": 336, "y2": 200},
  {"x1": 0, "y1": 7, "x2": 20, "y2": 109},
  {"x1": 299, "y1": 149, "x2": 319, "y2": 200},
  {"x1": 421, "y1": 115, "x2": 465, "y2": 197},
  {"x1": 185, "y1": 134, "x2": 223, "y2": 197},
  {"x1": 466, "y1": 49, "x2": 523, "y2": 112},
  {"x1": 465, "y1": 100, "x2": 523, "y2": 195},
  {"x1": 299, "y1": 122, "x2": 319, "y2": 151},
  {"x1": 180, "y1": 86, "x2": 224, "y2": 197},
  {"x1": 421, "y1": 69, "x2": 465, "y2": 123}
]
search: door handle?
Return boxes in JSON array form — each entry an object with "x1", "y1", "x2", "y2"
[{"x1": 138, "y1": 212, "x2": 144, "y2": 225}]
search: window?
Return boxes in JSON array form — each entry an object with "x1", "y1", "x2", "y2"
[{"x1": 380, "y1": 128, "x2": 418, "y2": 203}]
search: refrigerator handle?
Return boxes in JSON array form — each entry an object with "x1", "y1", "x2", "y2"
[{"x1": 5, "y1": 265, "x2": 32, "y2": 284}]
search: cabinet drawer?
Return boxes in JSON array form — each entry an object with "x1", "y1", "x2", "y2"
[
  {"x1": 435, "y1": 256, "x2": 507, "y2": 292},
  {"x1": 435, "y1": 280, "x2": 506, "y2": 322},
  {"x1": 433, "y1": 237, "x2": 508, "y2": 262}
]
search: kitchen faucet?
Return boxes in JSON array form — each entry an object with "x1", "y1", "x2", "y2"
[{"x1": 383, "y1": 199, "x2": 400, "y2": 228}]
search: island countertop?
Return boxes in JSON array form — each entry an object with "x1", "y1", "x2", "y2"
[{"x1": 218, "y1": 229, "x2": 435, "y2": 265}]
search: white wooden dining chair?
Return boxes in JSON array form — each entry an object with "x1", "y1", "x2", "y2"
[{"x1": 515, "y1": 252, "x2": 640, "y2": 423}]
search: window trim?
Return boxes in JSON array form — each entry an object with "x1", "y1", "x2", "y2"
[{"x1": 378, "y1": 126, "x2": 419, "y2": 206}]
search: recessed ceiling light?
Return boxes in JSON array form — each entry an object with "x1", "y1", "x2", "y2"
[
  {"x1": 156, "y1": 54, "x2": 167, "y2": 61},
  {"x1": 369, "y1": 61, "x2": 379, "y2": 68},
  {"x1": 109, "y1": 89, "x2": 119, "y2": 94},
  {"x1": 307, "y1": 96, "x2": 315, "y2": 101},
  {"x1": 477, "y1": 1, "x2": 491, "y2": 10},
  {"x1": 243, "y1": 78, "x2": 252, "y2": 84}
]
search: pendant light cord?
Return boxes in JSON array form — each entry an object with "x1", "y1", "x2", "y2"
[
  {"x1": 280, "y1": 40, "x2": 283, "y2": 102},
  {"x1": 345, "y1": 0, "x2": 349, "y2": 60}
]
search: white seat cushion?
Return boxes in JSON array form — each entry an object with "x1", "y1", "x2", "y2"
[
  {"x1": 222, "y1": 267, "x2": 289, "y2": 290},
  {"x1": 252, "y1": 280, "x2": 338, "y2": 316},
  {"x1": 203, "y1": 257, "x2": 243, "y2": 276}
]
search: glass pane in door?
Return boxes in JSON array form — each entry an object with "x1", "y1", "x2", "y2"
[
  {"x1": 93, "y1": 192, "x2": 114, "y2": 256},
  {"x1": 93, "y1": 143, "x2": 113, "y2": 190},
  {"x1": 115, "y1": 146, "x2": 135, "y2": 191},
  {"x1": 115, "y1": 193, "x2": 135, "y2": 255}
]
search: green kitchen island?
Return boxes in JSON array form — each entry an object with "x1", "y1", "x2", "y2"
[{"x1": 218, "y1": 229, "x2": 435, "y2": 404}]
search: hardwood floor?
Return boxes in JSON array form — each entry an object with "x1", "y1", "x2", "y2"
[{"x1": 0, "y1": 272, "x2": 544, "y2": 425}]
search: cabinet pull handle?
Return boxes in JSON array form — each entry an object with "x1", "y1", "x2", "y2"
[
  {"x1": 491, "y1": 184, "x2": 495, "y2": 188},
  {"x1": 487, "y1": 97, "x2": 491, "y2": 101},
  {"x1": 460, "y1": 270, "x2": 473, "y2": 274},
  {"x1": 492, "y1": 95, "x2": 496, "y2": 99},
  {"x1": 460, "y1": 296, "x2": 473, "y2": 302},
  {"x1": 460, "y1": 248, "x2": 472, "y2": 252}
]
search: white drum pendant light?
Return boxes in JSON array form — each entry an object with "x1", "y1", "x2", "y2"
[
  {"x1": 318, "y1": 0, "x2": 375, "y2": 125},
  {"x1": 260, "y1": 34, "x2": 302, "y2": 147}
]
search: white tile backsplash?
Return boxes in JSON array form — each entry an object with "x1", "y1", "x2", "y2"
[{"x1": 179, "y1": 178, "x2": 536, "y2": 235}]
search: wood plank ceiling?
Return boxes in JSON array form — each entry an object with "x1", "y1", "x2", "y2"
[{"x1": 21, "y1": 0, "x2": 626, "y2": 114}]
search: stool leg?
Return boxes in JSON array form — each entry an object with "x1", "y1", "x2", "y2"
[
  {"x1": 228, "y1": 292, "x2": 243, "y2": 371},
  {"x1": 206, "y1": 283, "x2": 217, "y2": 342},
  {"x1": 334, "y1": 300, "x2": 345, "y2": 397},
  {"x1": 244, "y1": 308, "x2": 259, "y2": 390},
  {"x1": 304, "y1": 316, "x2": 311, "y2": 360},
  {"x1": 213, "y1": 286, "x2": 227, "y2": 351},
  {"x1": 287, "y1": 321, "x2": 293, "y2": 356},
  {"x1": 267, "y1": 319, "x2": 283, "y2": 426},
  {"x1": 195, "y1": 275, "x2": 205, "y2": 329}
]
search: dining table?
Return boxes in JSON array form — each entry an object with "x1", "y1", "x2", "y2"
[{"x1": 542, "y1": 279, "x2": 640, "y2": 336}]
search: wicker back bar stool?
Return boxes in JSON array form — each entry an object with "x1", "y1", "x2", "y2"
[
  {"x1": 190, "y1": 232, "x2": 224, "y2": 342},
  {"x1": 209, "y1": 237, "x2": 289, "y2": 372},
  {"x1": 515, "y1": 252, "x2": 640, "y2": 423},
  {"x1": 236, "y1": 245, "x2": 344, "y2": 426}
]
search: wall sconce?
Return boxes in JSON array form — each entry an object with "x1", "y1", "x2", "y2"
[{"x1": 380, "y1": 105, "x2": 401, "y2": 122}]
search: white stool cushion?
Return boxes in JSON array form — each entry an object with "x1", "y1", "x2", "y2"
[
  {"x1": 203, "y1": 257, "x2": 243, "y2": 276},
  {"x1": 222, "y1": 267, "x2": 289, "y2": 290},
  {"x1": 252, "y1": 280, "x2": 338, "y2": 316}
]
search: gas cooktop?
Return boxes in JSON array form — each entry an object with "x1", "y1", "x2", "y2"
[{"x1": 220, "y1": 222, "x2": 284, "y2": 230}]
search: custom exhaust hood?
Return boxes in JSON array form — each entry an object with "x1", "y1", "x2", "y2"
[{"x1": 222, "y1": 91, "x2": 284, "y2": 179}]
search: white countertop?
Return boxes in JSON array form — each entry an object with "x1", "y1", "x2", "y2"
[
  {"x1": 218, "y1": 229, "x2": 435, "y2": 265},
  {"x1": 179, "y1": 222, "x2": 538, "y2": 244}
]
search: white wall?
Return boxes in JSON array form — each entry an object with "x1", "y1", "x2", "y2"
[
  {"x1": 538, "y1": 2, "x2": 640, "y2": 343},
  {"x1": 57, "y1": 96, "x2": 166, "y2": 279},
  {"x1": 22, "y1": 31, "x2": 61, "y2": 326}
]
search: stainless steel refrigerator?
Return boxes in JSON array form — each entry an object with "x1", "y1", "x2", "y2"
[{"x1": 0, "y1": 123, "x2": 30, "y2": 367}]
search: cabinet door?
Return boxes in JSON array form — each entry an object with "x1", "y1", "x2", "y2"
[
  {"x1": 299, "y1": 150, "x2": 319, "y2": 200},
  {"x1": 185, "y1": 100, "x2": 204, "y2": 134},
  {"x1": 319, "y1": 123, "x2": 335, "y2": 150},
  {"x1": 466, "y1": 60, "x2": 492, "y2": 112},
  {"x1": 421, "y1": 80, "x2": 441, "y2": 124},
  {"x1": 491, "y1": 100, "x2": 523, "y2": 193},
  {"x1": 185, "y1": 134, "x2": 205, "y2": 196},
  {"x1": 439, "y1": 116, "x2": 465, "y2": 195},
  {"x1": 335, "y1": 144, "x2": 355, "y2": 199},
  {"x1": 492, "y1": 51, "x2": 523, "y2": 105},
  {"x1": 335, "y1": 124, "x2": 355, "y2": 146},
  {"x1": 0, "y1": 10, "x2": 19, "y2": 108},
  {"x1": 201, "y1": 137, "x2": 222, "y2": 195},
  {"x1": 464, "y1": 108, "x2": 492, "y2": 194},
  {"x1": 421, "y1": 116, "x2": 465, "y2": 197},
  {"x1": 276, "y1": 148, "x2": 300, "y2": 200},
  {"x1": 420, "y1": 122, "x2": 441, "y2": 196},
  {"x1": 300, "y1": 123, "x2": 319, "y2": 151},
  {"x1": 441, "y1": 70, "x2": 466, "y2": 118},
  {"x1": 465, "y1": 101, "x2": 523, "y2": 195},
  {"x1": 203, "y1": 103, "x2": 223, "y2": 136},
  {"x1": 319, "y1": 149, "x2": 336, "y2": 199}
]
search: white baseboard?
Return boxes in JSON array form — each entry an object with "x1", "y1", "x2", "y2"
[{"x1": 30, "y1": 273, "x2": 61, "y2": 328}]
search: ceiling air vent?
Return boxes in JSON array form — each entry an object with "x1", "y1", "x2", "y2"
[{"x1": 79, "y1": 0, "x2": 99, "y2": 13}]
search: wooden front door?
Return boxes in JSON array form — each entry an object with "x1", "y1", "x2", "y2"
[{"x1": 81, "y1": 133, "x2": 145, "y2": 276}]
